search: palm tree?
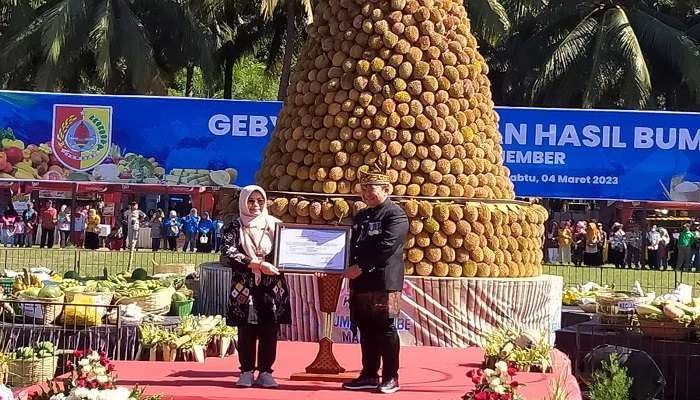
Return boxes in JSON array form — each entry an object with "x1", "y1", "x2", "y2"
[
  {"x1": 513, "y1": 0, "x2": 700, "y2": 109},
  {"x1": 463, "y1": 0, "x2": 549, "y2": 106},
  {"x1": 0, "y1": 0, "x2": 227, "y2": 95},
  {"x1": 259, "y1": 0, "x2": 313, "y2": 100},
  {"x1": 134, "y1": 0, "x2": 219, "y2": 96},
  {"x1": 464, "y1": 0, "x2": 548, "y2": 47}
]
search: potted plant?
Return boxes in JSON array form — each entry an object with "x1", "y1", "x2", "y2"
[
  {"x1": 482, "y1": 328, "x2": 519, "y2": 369},
  {"x1": 210, "y1": 324, "x2": 237, "y2": 358}
]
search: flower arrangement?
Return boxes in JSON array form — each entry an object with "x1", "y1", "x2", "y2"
[
  {"x1": 29, "y1": 350, "x2": 160, "y2": 400},
  {"x1": 463, "y1": 361, "x2": 524, "y2": 400},
  {"x1": 483, "y1": 328, "x2": 552, "y2": 373}
]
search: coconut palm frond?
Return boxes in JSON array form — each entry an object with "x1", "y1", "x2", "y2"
[
  {"x1": 465, "y1": 0, "x2": 511, "y2": 47},
  {"x1": 628, "y1": 7, "x2": 700, "y2": 99},
  {"x1": 531, "y1": 15, "x2": 598, "y2": 103},
  {"x1": 605, "y1": 6, "x2": 651, "y2": 108}
]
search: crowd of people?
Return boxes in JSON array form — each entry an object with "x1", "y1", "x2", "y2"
[
  {"x1": 108, "y1": 204, "x2": 226, "y2": 253},
  {"x1": 0, "y1": 200, "x2": 225, "y2": 253},
  {"x1": 546, "y1": 220, "x2": 700, "y2": 271}
]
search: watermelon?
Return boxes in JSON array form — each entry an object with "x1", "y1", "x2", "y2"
[
  {"x1": 38, "y1": 286, "x2": 63, "y2": 299},
  {"x1": 132, "y1": 268, "x2": 149, "y2": 281}
]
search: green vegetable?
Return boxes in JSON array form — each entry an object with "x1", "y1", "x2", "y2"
[
  {"x1": 38, "y1": 286, "x2": 63, "y2": 299},
  {"x1": 173, "y1": 292, "x2": 188, "y2": 302}
]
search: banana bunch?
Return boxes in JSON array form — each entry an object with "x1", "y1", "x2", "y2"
[
  {"x1": 113, "y1": 280, "x2": 166, "y2": 298},
  {"x1": 108, "y1": 273, "x2": 129, "y2": 285},
  {"x1": 12, "y1": 269, "x2": 43, "y2": 294}
]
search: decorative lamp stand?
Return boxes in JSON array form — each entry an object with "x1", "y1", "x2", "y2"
[{"x1": 290, "y1": 274, "x2": 356, "y2": 382}]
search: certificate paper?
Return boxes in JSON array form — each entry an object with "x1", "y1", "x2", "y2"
[{"x1": 275, "y1": 224, "x2": 351, "y2": 273}]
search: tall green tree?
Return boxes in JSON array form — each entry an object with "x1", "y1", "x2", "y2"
[
  {"x1": 260, "y1": 0, "x2": 313, "y2": 100},
  {"x1": 0, "y1": 0, "x2": 222, "y2": 94},
  {"x1": 507, "y1": 0, "x2": 700, "y2": 110}
]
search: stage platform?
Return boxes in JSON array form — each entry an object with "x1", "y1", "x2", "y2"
[{"x1": 16, "y1": 341, "x2": 581, "y2": 400}]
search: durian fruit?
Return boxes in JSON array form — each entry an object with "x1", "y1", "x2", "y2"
[
  {"x1": 256, "y1": 0, "x2": 516, "y2": 201},
  {"x1": 391, "y1": 200, "x2": 547, "y2": 278},
  {"x1": 433, "y1": 203, "x2": 450, "y2": 222},
  {"x1": 405, "y1": 262, "x2": 415, "y2": 275},
  {"x1": 462, "y1": 260, "x2": 478, "y2": 277},
  {"x1": 334, "y1": 198, "x2": 350, "y2": 219},
  {"x1": 252, "y1": 0, "x2": 549, "y2": 279},
  {"x1": 416, "y1": 261, "x2": 433, "y2": 276},
  {"x1": 448, "y1": 263, "x2": 463, "y2": 278},
  {"x1": 434, "y1": 262, "x2": 449, "y2": 277}
]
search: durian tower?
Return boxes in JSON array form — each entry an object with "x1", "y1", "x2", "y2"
[{"x1": 256, "y1": 0, "x2": 548, "y2": 278}]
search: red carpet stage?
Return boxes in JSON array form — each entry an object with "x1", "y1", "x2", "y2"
[{"x1": 17, "y1": 342, "x2": 581, "y2": 400}]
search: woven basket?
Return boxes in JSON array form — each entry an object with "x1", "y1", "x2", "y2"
[
  {"x1": 596, "y1": 291, "x2": 640, "y2": 326},
  {"x1": 64, "y1": 289, "x2": 114, "y2": 306},
  {"x1": 152, "y1": 260, "x2": 195, "y2": 276},
  {"x1": 115, "y1": 286, "x2": 175, "y2": 315},
  {"x1": 16, "y1": 294, "x2": 64, "y2": 325},
  {"x1": 639, "y1": 318, "x2": 694, "y2": 340},
  {"x1": 8, "y1": 356, "x2": 57, "y2": 386}
]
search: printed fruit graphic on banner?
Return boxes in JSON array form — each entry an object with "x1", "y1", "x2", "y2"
[
  {"x1": 257, "y1": 0, "x2": 547, "y2": 277},
  {"x1": 0, "y1": 125, "x2": 239, "y2": 187}
]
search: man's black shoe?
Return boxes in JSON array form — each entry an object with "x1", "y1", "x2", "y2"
[
  {"x1": 378, "y1": 378, "x2": 400, "y2": 394},
  {"x1": 342, "y1": 376, "x2": 379, "y2": 391}
]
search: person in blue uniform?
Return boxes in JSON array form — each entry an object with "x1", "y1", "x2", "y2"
[{"x1": 342, "y1": 156, "x2": 409, "y2": 394}]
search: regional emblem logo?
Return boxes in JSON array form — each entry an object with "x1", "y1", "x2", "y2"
[{"x1": 52, "y1": 104, "x2": 112, "y2": 171}]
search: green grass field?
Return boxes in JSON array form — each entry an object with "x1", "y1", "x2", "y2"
[
  {"x1": 1, "y1": 247, "x2": 696, "y2": 294},
  {"x1": 0, "y1": 247, "x2": 218, "y2": 277},
  {"x1": 543, "y1": 263, "x2": 700, "y2": 293}
]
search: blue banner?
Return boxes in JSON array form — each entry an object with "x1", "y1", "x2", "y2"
[
  {"x1": 0, "y1": 90, "x2": 279, "y2": 188},
  {"x1": 496, "y1": 107, "x2": 700, "y2": 201},
  {"x1": 1, "y1": 90, "x2": 698, "y2": 201}
]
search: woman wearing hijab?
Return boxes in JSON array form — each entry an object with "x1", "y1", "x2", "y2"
[
  {"x1": 608, "y1": 223, "x2": 626, "y2": 269},
  {"x1": 85, "y1": 209, "x2": 101, "y2": 250},
  {"x1": 572, "y1": 221, "x2": 586, "y2": 267},
  {"x1": 558, "y1": 221, "x2": 573, "y2": 264},
  {"x1": 658, "y1": 227, "x2": 671, "y2": 270},
  {"x1": 163, "y1": 211, "x2": 182, "y2": 251},
  {"x1": 546, "y1": 221, "x2": 559, "y2": 263},
  {"x1": 584, "y1": 221, "x2": 601, "y2": 266},
  {"x1": 221, "y1": 185, "x2": 291, "y2": 389}
]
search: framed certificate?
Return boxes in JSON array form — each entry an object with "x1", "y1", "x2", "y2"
[{"x1": 273, "y1": 223, "x2": 351, "y2": 273}]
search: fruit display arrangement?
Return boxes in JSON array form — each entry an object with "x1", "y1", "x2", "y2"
[
  {"x1": 267, "y1": 194, "x2": 547, "y2": 278},
  {"x1": 7, "y1": 268, "x2": 187, "y2": 325},
  {"x1": 12, "y1": 269, "x2": 64, "y2": 300},
  {"x1": 253, "y1": 0, "x2": 548, "y2": 278},
  {"x1": 257, "y1": 0, "x2": 514, "y2": 200},
  {"x1": 10, "y1": 342, "x2": 57, "y2": 361},
  {"x1": 165, "y1": 168, "x2": 237, "y2": 187},
  {"x1": 636, "y1": 300, "x2": 700, "y2": 327},
  {"x1": 562, "y1": 283, "x2": 610, "y2": 308}
]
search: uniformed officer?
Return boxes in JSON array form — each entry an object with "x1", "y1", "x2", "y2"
[{"x1": 341, "y1": 156, "x2": 409, "y2": 394}]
